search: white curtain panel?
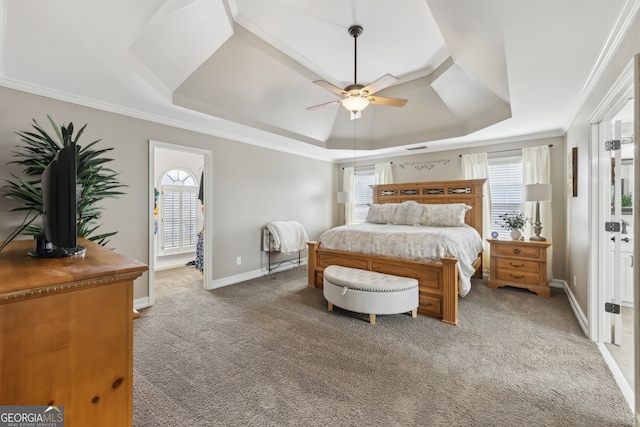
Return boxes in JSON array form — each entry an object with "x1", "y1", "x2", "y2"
[
  {"x1": 461, "y1": 153, "x2": 491, "y2": 273},
  {"x1": 522, "y1": 145, "x2": 553, "y2": 280},
  {"x1": 343, "y1": 166, "x2": 355, "y2": 225},
  {"x1": 374, "y1": 162, "x2": 393, "y2": 185}
]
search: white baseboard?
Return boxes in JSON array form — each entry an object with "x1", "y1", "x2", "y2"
[
  {"x1": 154, "y1": 260, "x2": 193, "y2": 271},
  {"x1": 597, "y1": 342, "x2": 634, "y2": 411},
  {"x1": 207, "y1": 269, "x2": 263, "y2": 290},
  {"x1": 206, "y1": 258, "x2": 307, "y2": 290},
  {"x1": 562, "y1": 281, "x2": 635, "y2": 413},
  {"x1": 561, "y1": 279, "x2": 589, "y2": 337},
  {"x1": 549, "y1": 278, "x2": 564, "y2": 289},
  {"x1": 134, "y1": 296, "x2": 151, "y2": 310}
]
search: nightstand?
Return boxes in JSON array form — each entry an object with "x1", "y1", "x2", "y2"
[{"x1": 486, "y1": 239, "x2": 551, "y2": 297}]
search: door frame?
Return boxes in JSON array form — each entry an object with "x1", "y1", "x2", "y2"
[
  {"x1": 148, "y1": 140, "x2": 214, "y2": 306},
  {"x1": 588, "y1": 59, "x2": 634, "y2": 408}
]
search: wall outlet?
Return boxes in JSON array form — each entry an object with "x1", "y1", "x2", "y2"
[{"x1": 236, "y1": 257, "x2": 241, "y2": 265}]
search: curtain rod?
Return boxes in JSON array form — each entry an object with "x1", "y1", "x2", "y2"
[
  {"x1": 342, "y1": 161, "x2": 393, "y2": 170},
  {"x1": 458, "y1": 144, "x2": 553, "y2": 158}
]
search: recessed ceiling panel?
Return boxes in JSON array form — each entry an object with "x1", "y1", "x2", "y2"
[
  {"x1": 129, "y1": 0, "x2": 233, "y2": 93},
  {"x1": 230, "y1": 0, "x2": 448, "y2": 85}
]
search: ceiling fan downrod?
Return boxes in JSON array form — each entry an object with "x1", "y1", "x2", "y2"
[{"x1": 348, "y1": 25, "x2": 363, "y2": 87}]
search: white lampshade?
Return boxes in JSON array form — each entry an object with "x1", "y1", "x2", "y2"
[
  {"x1": 341, "y1": 96, "x2": 370, "y2": 113},
  {"x1": 524, "y1": 183, "x2": 552, "y2": 202},
  {"x1": 337, "y1": 191, "x2": 353, "y2": 204}
]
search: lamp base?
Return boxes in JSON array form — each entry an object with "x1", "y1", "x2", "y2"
[{"x1": 529, "y1": 235, "x2": 546, "y2": 241}]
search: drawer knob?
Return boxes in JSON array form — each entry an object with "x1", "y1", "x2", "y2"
[
  {"x1": 509, "y1": 262, "x2": 524, "y2": 268},
  {"x1": 509, "y1": 274, "x2": 525, "y2": 279},
  {"x1": 512, "y1": 249, "x2": 521, "y2": 254},
  {"x1": 420, "y1": 302, "x2": 433, "y2": 307}
]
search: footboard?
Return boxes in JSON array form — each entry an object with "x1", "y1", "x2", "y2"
[{"x1": 307, "y1": 241, "x2": 459, "y2": 325}]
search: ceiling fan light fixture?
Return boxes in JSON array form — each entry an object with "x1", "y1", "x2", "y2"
[
  {"x1": 307, "y1": 25, "x2": 406, "y2": 115},
  {"x1": 341, "y1": 96, "x2": 370, "y2": 113}
]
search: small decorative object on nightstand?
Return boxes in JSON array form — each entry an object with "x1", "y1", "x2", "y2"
[{"x1": 487, "y1": 239, "x2": 551, "y2": 297}]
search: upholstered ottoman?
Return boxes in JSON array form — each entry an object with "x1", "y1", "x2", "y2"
[{"x1": 322, "y1": 265, "x2": 419, "y2": 324}]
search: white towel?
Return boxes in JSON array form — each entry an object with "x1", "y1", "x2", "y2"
[{"x1": 265, "y1": 221, "x2": 309, "y2": 254}]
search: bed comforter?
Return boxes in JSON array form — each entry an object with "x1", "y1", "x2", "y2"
[{"x1": 317, "y1": 223, "x2": 484, "y2": 296}]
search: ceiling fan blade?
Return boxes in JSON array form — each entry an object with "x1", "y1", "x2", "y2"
[
  {"x1": 313, "y1": 80, "x2": 347, "y2": 97},
  {"x1": 367, "y1": 96, "x2": 408, "y2": 107},
  {"x1": 360, "y1": 74, "x2": 398, "y2": 96},
  {"x1": 306, "y1": 99, "x2": 341, "y2": 111}
]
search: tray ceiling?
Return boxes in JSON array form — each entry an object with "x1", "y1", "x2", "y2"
[{"x1": 0, "y1": 0, "x2": 633, "y2": 160}]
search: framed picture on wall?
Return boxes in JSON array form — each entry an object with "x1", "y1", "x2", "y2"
[{"x1": 568, "y1": 147, "x2": 577, "y2": 197}]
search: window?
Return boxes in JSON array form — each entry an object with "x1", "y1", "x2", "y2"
[
  {"x1": 160, "y1": 169, "x2": 198, "y2": 255},
  {"x1": 352, "y1": 171, "x2": 375, "y2": 224},
  {"x1": 488, "y1": 156, "x2": 523, "y2": 239}
]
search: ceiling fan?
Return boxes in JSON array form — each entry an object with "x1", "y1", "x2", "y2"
[{"x1": 307, "y1": 25, "x2": 408, "y2": 120}]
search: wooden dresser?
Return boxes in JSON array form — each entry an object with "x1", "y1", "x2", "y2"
[
  {"x1": 486, "y1": 239, "x2": 551, "y2": 297},
  {"x1": 0, "y1": 238, "x2": 147, "y2": 427}
]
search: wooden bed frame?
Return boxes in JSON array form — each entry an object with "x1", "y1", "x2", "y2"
[{"x1": 307, "y1": 179, "x2": 485, "y2": 325}]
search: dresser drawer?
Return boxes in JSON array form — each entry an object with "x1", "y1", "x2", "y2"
[
  {"x1": 493, "y1": 244, "x2": 541, "y2": 260},
  {"x1": 495, "y1": 269, "x2": 539, "y2": 285},
  {"x1": 494, "y1": 258, "x2": 540, "y2": 274}
]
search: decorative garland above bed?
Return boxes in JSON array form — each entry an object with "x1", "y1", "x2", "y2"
[{"x1": 397, "y1": 158, "x2": 450, "y2": 170}]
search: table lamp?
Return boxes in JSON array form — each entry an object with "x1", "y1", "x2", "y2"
[{"x1": 524, "y1": 183, "x2": 552, "y2": 241}]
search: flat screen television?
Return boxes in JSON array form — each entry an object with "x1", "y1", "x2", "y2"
[{"x1": 28, "y1": 142, "x2": 85, "y2": 258}]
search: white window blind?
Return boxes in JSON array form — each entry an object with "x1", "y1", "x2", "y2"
[
  {"x1": 488, "y1": 157, "x2": 523, "y2": 239},
  {"x1": 352, "y1": 171, "x2": 375, "y2": 224},
  {"x1": 160, "y1": 168, "x2": 198, "y2": 255}
]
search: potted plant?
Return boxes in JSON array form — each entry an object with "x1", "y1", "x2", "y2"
[
  {"x1": 496, "y1": 211, "x2": 529, "y2": 240},
  {"x1": 3, "y1": 116, "x2": 126, "y2": 245}
]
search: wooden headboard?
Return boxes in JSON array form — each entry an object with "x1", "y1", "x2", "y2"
[{"x1": 371, "y1": 179, "x2": 486, "y2": 237}]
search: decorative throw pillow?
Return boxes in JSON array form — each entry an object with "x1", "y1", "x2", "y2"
[
  {"x1": 392, "y1": 201, "x2": 423, "y2": 226},
  {"x1": 366, "y1": 204, "x2": 398, "y2": 224},
  {"x1": 420, "y1": 204, "x2": 471, "y2": 227}
]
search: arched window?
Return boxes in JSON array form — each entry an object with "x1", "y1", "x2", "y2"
[{"x1": 160, "y1": 169, "x2": 198, "y2": 255}]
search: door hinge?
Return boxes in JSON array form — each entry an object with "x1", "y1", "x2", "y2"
[
  {"x1": 605, "y1": 221, "x2": 621, "y2": 232},
  {"x1": 605, "y1": 139, "x2": 621, "y2": 151},
  {"x1": 605, "y1": 302, "x2": 621, "y2": 314}
]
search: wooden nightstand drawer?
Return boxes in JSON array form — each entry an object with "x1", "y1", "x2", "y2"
[
  {"x1": 486, "y1": 239, "x2": 551, "y2": 298},
  {"x1": 493, "y1": 244, "x2": 541, "y2": 260},
  {"x1": 495, "y1": 269, "x2": 539, "y2": 285},
  {"x1": 494, "y1": 258, "x2": 540, "y2": 274}
]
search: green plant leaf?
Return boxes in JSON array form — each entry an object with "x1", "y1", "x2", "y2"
[{"x1": 2, "y1": 116, "x2": 126, "y2": 245}]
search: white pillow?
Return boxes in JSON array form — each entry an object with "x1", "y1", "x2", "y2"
[
  {"x1": 392, "y1": 201, "x2": 423, "y2": 226},
  {"x1": 420, "y1": 204, "x2": 471, "y2": 227},
  {"x1": 365, "y1": 203, "x2": 398, "y2": 224}
]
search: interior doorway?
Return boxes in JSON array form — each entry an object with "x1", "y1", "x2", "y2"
[
  {"x1": 148, "y1": 140, "x2": 213, "y2": 306},
  {"x1": 603, "y1": 102, "x2": 635, "y2": 389},
  {"x1": 590, "y1": 60, "x2": 635, "y2": 410}
]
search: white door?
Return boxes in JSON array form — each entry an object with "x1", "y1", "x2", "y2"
[{"x1": 603, "y1": 119, "x2": 624, "y2": 345}]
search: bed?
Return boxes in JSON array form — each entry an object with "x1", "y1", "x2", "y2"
[{"x1": 307, "y1": 179, "x2": 486, "y2": 325}]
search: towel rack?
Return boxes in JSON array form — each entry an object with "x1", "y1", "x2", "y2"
[{"x1": 263, "y1": 227, "x2": 305, "y2": 278}]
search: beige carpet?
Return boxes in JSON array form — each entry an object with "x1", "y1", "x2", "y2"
[{"x1": 133, "y1": 266, "x2": 633, "y2": 426}]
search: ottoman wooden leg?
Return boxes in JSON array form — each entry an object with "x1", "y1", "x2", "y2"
[
  {"x1": 369, "y1": 314, "x2": 376, "y2": 325},
  {"x1": 328, "y1": 302, "x2": 333, "y2": 311},
  {"x1": 411, "y1": 308, "x2": 417, "y2": 318}
]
